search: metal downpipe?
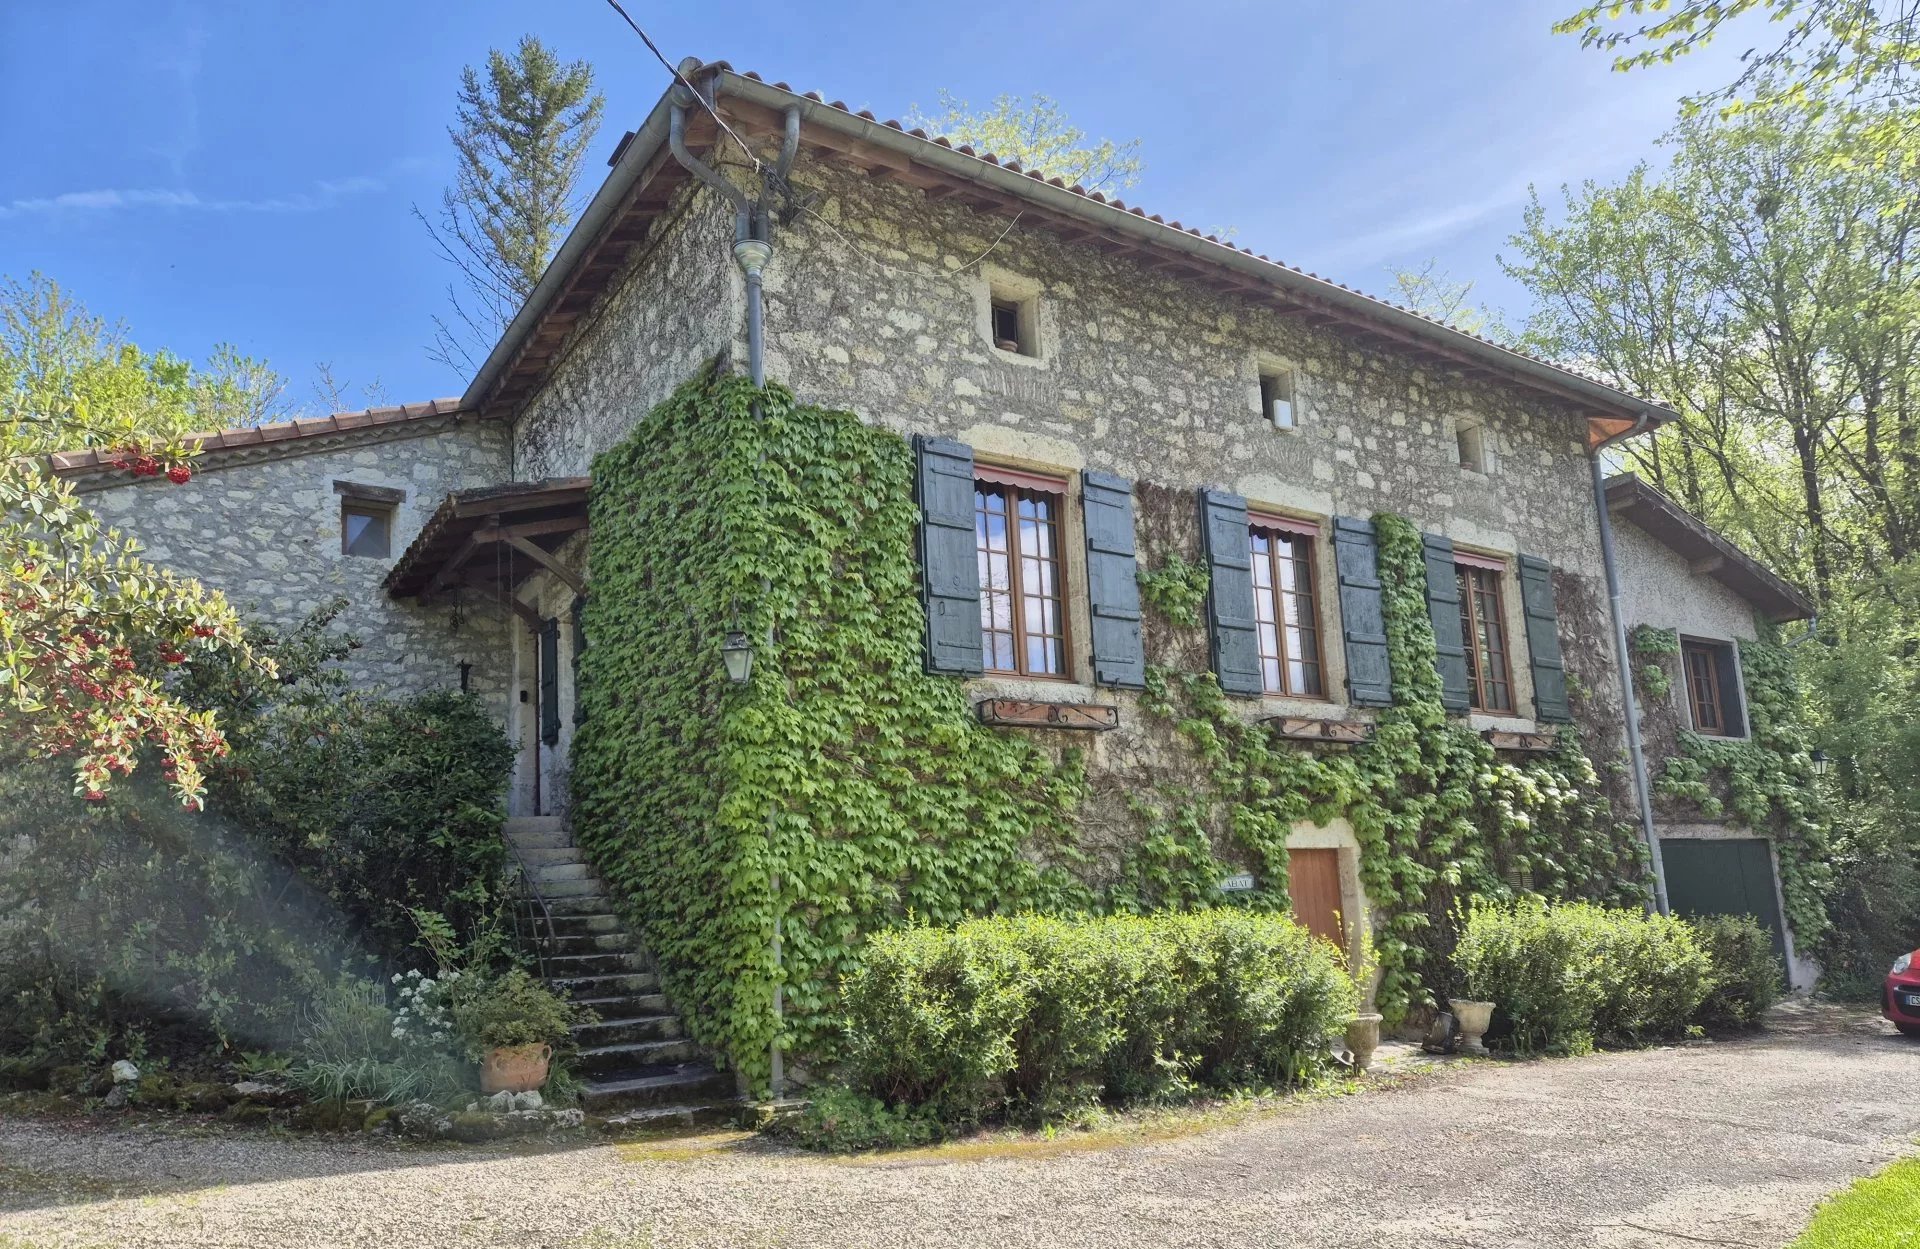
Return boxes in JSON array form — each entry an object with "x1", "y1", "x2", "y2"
[
  {"x1": 666, "y1": 82, "x2": 791, "y2": 1099},
  {"x1": 1590, "y1": 415, "x2": 1671, "y2": 914}
]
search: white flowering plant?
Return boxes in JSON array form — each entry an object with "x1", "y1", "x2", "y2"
[{"x1": 389, "y1": 968, "x2": 462, "y2": 1050}]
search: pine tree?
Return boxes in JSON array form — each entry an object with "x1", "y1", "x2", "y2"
[{"x1": 419, "y1": 36, "x2": 604, "y2": 371}]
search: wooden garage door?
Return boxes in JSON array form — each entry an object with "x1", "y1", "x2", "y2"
[
  {"x1": 1660, "y1": 837, "x2": 1790, "y2": 982},
  {"x1": 1288, "y1": 848, "x2": 1346, "y2": 950}
]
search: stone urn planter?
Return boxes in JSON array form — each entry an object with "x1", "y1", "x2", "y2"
[
  {"x1": 1345, "y1": 1013, "x2": 1384, "y2": 1072},
  {"x1": 1448, "y1": 999, "x2": 1495, "y2": 1055},
  {"x1": 479, "y1": 1043, "x2": 552, "y2": 1094}
]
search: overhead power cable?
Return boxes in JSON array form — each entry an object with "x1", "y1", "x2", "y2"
[{"x1": 601, "y1": 0, "x2": 762, "y2": 170}]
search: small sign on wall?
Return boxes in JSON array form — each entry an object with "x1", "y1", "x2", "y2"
[{"x1": 1218, "y1": 872, "x2": 1256, "y2": 893}]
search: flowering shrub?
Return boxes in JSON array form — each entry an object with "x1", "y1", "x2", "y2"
[{"x1": 391, "y1": 969, "x2": 460, "y2": 1049}]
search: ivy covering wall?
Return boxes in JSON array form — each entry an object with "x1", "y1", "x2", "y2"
[
  {"x1": 574, "y1": 371, "x2": 1654, "y2": 1085},
  {"x1": 1124, "y1": 514, "x2": 1648, "y2": 1016},
  {"x1": 572, "y1": 373, "x2": 1089, "y2": 1088},
  {"x1": 1653, "y1": 633, "x2": 1834, "y2": 943}
]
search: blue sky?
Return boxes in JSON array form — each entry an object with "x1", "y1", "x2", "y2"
[{"x1": 0, "y1": 0, "x2": 1746, "y2": 412}]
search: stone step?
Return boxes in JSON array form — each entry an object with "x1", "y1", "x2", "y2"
[
  {"x1": 544, "y1": 932, "x2": 635, "y2": 957},
  {"x1": 567, "y1": 992, "x2": 671, "y2": 1016},
  {"x1": 516, "y1": 846, "x2": 585, "y2": 868},
  {"x1": 531, "y1": 877, "x2": 604, "y2": 900},
  {"x1": 545, "y1": 950, "x2": 648, "y2": 977},
  {"x1": 578, "y1": 1038, "x2": 702, "y2": 1075},
  {"x1": 503, "y1": 815, "x2": 565, "y2": 835},
  {"x1": 573, "y1": 1013, "x2": 684, "y2": 1046},
  {"x1": 546, "y1": 913, "x2": 623, "y2": 937},
  {"x1": 552, "y1": 972, "x2": 659, "y2": 999},
  {"x1": 545, "y1": 895, "x2": 618, "y2": 917},
  {"x1": 600, "y1": 1101, "x2": 745, "y2": 1131},
  {"x1": 532, "y1": 862, "x2": 592, "y2": 884},
  {"x1": 581, "y1": 1062, "x2": 734, "y2": 1112}
]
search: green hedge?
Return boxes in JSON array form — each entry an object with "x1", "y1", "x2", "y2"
[
  {"x1": 1691, "y1": 915, "x2": 1784, "y2": 1029},
  {"x1": 839, "y1": 910, "x2": 1358, "y2": 1125},
  {"x1": 1453, "y1": 899, "x2": 1777, "y2": 1053}
]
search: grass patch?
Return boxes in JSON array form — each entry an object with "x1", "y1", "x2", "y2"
[{"x1": 1792, "y1": 1157, "x2": 1920, "y2": 1248}]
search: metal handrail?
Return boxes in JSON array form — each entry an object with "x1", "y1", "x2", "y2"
[{"x1": 502, "y1": 839, "x2": 559, "y2": 983}]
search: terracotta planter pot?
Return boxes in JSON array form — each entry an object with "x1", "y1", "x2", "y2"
[
  {"x1": 1448, "y1": 999, "x2": 1495, "y2": 1055},
  {"x1": 479, "y1": 1043, "x2": 552, "y2": 1094},
  {"x1": 1345, "y1": 1013, "x2": 1384, "y2": 1072}
]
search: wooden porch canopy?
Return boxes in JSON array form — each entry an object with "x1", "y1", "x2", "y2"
[{"x1": 384, "y1": 478, "x2": 589, "y2": 621}]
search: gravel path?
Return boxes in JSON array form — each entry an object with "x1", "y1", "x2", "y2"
[{"x1": 2, "y1": 1002, "x2": 1916, "y2": 1249}]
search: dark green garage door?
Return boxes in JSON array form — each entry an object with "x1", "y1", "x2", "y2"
[{"x1": 1660, "y1": 837, "x2": 1790, "y2": 978}]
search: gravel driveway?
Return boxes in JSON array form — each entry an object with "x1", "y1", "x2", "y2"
[{"x1": 3, "y1": 1002, "x2": 1916, "y2": 1249}]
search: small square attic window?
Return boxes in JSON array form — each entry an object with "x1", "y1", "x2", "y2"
[
  {"x1": 1456, "y1": 420, "x2": 1490, "y2": 473},
  {"x1": 989, "y1": 290, "x2": 1037, "y2": 357},
  {"x1": 1260, "y1": 369, "x2": 1297, "y2": 430},
  {"x1": 335, "y1": 480, "x2": 404, "y2": 560}
]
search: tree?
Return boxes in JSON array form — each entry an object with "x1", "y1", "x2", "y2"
[
  {"x1": 904, "y1": 90, "x2": 1144, "y2": 192},
  {"x1": 1556, "y1": 0, "x2": 1920, "y2": 167},
  {"x1": 418, "y1": 36, "x2": 604, "y2": 372},
  {"x1": 1389, "y1": 260, "x2": 1507, "y2": 339},
  {"x1": 1, "y1": 274, "x2": 283, "y2": 451},
  {"x1": 1503, "y1": 107, "x2": 1920, "y2": 611},
  {"x1": 0, "y1": 274, "x2": 265, "y2": 806}
]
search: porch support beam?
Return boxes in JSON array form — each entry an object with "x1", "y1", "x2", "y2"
[{"x1": 503, "y1": 532, "x2": 585, "y2": 597}]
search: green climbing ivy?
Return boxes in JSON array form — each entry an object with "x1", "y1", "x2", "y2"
[
  {"x1": 1135, "y1": 552, "x2": 1211, "y2": 628},
  {"x1": 1654, "y1": 634, "x2": 1833, "y2": 943},
  {"x1": 1124, "y1": 513, "x2": 1648, "y2": 1018},
  {"x1": 1631, "y1": 625, "x2": 1678, "y2": 701},
  {"x1": 574, "y1": 369, "x2": 1658, "y2": 1077},
  {"x1": 572, "y1": 372, "x2": 1089, "y2": 1092}
]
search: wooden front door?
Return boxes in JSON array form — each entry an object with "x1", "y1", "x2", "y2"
[{"x1": 1288, "y1": 848, "x2": 1346, "y2": 950}]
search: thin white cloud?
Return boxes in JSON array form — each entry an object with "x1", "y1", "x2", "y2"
[{"x1": 0, "y1": 177, "x2": 385, "y2": 219}]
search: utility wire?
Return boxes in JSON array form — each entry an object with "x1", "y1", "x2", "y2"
[{"x1": 602, "y1": 0, "x2": 762, "y2": 170}]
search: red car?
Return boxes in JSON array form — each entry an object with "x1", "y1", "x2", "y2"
[{"x1": 1886, "y1": 951, "x2": 1920, "y2": 1036}]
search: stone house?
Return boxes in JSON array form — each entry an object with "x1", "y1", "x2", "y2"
[
  {"x1": 50, "y1": 63, "x2": 1821, "y2": 1094},
  {"x1": 1606, "y1": 474, "x2": 1821, "y2": 989}
]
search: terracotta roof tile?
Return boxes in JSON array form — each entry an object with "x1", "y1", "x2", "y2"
[{"x1": 48, "y1": 398, "x2": 470, "y2": 475}]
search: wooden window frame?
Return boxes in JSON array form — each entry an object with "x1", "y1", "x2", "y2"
[
  {"x1": 1456, "y1": 562, "x2": 1515, "y2": 713},
  {"x1": 1248, "y1": 513, "x2": 1327, "y2": 699},
  {"x1": 1682, "y1": 638, "x2": 1735, "y2": 736},
  {"x1": 340, "y1": 498, "x2": 394, "y2": 559},
  {"x1": 974, "y1": 467, "x2": 1071, "y2": 680}
]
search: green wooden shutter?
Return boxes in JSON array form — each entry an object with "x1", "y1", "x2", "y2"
[
  {"x1": 570, "y1": 596, "x2": 587, "y2": 726},
  {"x1": 1517, "y1": 554, "x2": 1571, "y2": 723},
  {"x1": 1719, "y1": 643, "x2": 1748, "y2": 736},
  {"x1": 915, "y1": 436, "x2": 985, "y2": 676},
  {"x1": 1083, "y1": 470, "x2": 1146, "y2": 689},
  {"x1": 1422, "y1": 533, "x2": 1472, "y2": 714},
  {"x1": 538, "y1": 617, "x2": 561, "y2": 746},
  {"x1": 1200, "y1": 488, "x2": 1263, "y2": 697},
  {"x1": 1331, "y1": 517, "x2": 1394, "y2": 707}
]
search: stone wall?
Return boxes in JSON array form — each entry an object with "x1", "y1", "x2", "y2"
[
  {"x1": 745, "y1": 154, "x2": 1631, "y2": 832},
  {"x1": 511, "y1": 180, "x2": 741, "y2": 480},
  {"x1": 492, "y1": 150, "x2": 1658, "y2": 893},
  {"x1": 1614, "y1": 518, "x2": 1763, "y2": 647},
  {"x1": 79, "y1": 418, "x2": 516, "y2": 724}
]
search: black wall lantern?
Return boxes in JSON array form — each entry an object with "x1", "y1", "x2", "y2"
[{"x1": 721, "y1": 628, "x2": 754, "y2": 685}]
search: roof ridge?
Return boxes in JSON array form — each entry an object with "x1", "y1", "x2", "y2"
[
  {"x1": 705, "y1": 61, "x2": 1649, "y2": 404},
  {"x1": 47, "y1": 397, "x2": 471, "y2": 474}
]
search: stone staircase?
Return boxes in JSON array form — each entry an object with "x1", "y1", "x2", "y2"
[{"x1": 502, "y1": 816, "x2": 738, "y2": 1126}]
